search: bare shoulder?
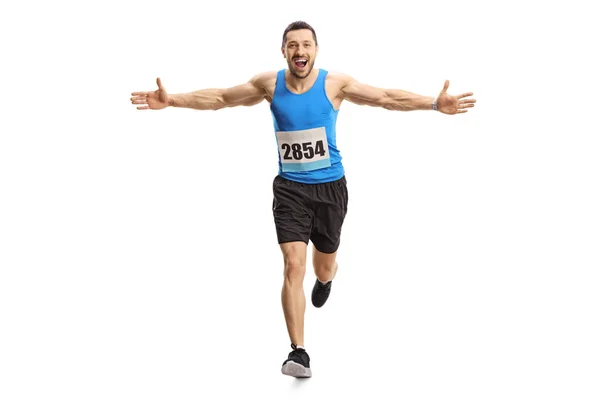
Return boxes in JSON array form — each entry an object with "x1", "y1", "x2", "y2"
[
  {"x1": 325, "y1": 70, "x2": 355, "y2": 86},
  {"x1": 324, "y1": 71, "x2": 358, "y2": 103},
  {"x1": 249, "y1": 71, "x2": 278, "y2": 88}
]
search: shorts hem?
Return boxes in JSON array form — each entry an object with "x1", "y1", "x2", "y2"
[
  {"x1": 277, "y1": 239, "x2": 309, "y2": 245},
  {"x1": 311, "y1": 242, "x2": 340, "y2": 254}
]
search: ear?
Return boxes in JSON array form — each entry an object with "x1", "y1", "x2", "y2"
[{"x1": 281, "y1": 47, "x2": 285, "y2": 57}]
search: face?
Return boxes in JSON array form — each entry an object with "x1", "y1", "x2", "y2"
[{"x1": 282, "y1": 29, "x2": 318, "y2": 79}]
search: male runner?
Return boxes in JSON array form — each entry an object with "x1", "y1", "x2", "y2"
[{"x1": 130, "y1": 20, "x2": 476, "y2": 378}]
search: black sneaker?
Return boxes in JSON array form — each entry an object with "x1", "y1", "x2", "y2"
[
  {"x1": 311, "y1": 279, "x2": 332, "y2": 308},
  {"x1": 281, "y1": 344, "x2": 312, "y2": 378}
]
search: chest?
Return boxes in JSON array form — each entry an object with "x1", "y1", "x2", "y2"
[{"x1": 266, "y1": 78, "x2": 343, "y2": 110}]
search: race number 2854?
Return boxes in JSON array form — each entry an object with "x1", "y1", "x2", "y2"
[
  {"x1": 281, "y1": 140, "x2": 326, "y2": 161},
  {"x1": 275, "y1": 127, "x2": 331, "y2": 172}
]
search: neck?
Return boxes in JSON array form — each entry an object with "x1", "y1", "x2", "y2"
[{"x1": 285, "y1": 68, "x2": 318, "y2": 93}]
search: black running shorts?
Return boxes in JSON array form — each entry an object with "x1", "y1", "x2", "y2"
[{"x1": 272, "y1": 174, "x2": 348, "y2": 254}]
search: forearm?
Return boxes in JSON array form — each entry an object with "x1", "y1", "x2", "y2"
[
  {"x1": 383, "y1": 89, "x2": 434, "y2": 111},
  {"x1": 168, "y1": 89, "x2": 225, "y2": 110}
]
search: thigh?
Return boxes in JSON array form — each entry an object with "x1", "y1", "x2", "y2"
[
  {"x1": 312, "y1": 245, "x2": 338, "y2": 268},
  {"x1": 310, "y1": 176, "x2": 348, "y2": 254},
  {"x1": 280, "y1": 241, "x2": 309, "y2": 264},
  {"x1": 280, "y1": 241, "x2": 308, "y2": 278}
]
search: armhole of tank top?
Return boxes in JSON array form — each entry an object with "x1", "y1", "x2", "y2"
[{"x1": 320, "y1": 69, "x2": 337, "y2": 112}]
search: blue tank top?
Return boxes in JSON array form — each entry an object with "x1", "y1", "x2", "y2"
[{"x1": 270, "y1": 68, "x2": 345, "y2": 184}]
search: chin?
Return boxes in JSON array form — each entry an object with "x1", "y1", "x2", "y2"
[{"x1": 289, "y1": 63, "x2": 313, "y2": 79}]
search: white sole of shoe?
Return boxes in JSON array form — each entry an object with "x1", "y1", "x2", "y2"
[{"x1": 281, "y1": 361, "x2": 312, "y2": 378}]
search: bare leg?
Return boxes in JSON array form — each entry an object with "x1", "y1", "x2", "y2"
[
  {"x1": 280, "y1": 241, "x2": 308, "y2": 346},
  {"x1": 312, "y1": 246, "x2": 338, "y2": 283}
]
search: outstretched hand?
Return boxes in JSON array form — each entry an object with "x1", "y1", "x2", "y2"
[
  {"x1": 130, "y1": 78, "x2": 170, "y2": 110},
  {"x1": 436, "y1": 80, "x2": 476, "y2": 115}
]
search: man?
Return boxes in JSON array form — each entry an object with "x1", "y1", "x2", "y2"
[{"x1": 130, "y1": 20, "x2": 476, "y2": 378}]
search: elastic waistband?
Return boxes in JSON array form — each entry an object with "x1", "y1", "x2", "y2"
[{"x1": 275, "y1": 174, "x2": 346, "y2": 187}]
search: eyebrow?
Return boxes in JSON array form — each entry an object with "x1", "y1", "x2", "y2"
[{"x1": 288, "y1": 40, "x2": 313, "y2": 44}]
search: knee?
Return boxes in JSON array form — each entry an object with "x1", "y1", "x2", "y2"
[
  {"x1": 284, "y1": 257, "x2": 306, "y2": 284},
  {"x1": 314, "y1": 260, "x2": 336, "y2": 273},
  {"x1": 314, "y1": 261, "x2": 337, "y2": 281}
]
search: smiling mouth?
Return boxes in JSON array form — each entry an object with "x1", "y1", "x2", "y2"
[{"x1": 294, "y1": 58, "x2": 308, "y2": 68}]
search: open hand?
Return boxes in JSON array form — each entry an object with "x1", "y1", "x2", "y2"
[
  {"x1": 436, "y1": 80, "x2": 476, "y2": 115},
  {"x1": 130, "y1": 78, "x2": 170, "y2": 110}
]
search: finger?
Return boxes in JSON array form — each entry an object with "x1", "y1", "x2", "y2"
[
  {"x1": 456, "y1": 109, "x2": 467, "y2": 114},
  {"x1": 442, "y1": 80, "x2": 449, "y2": 93},
  {"x1": 137, "y1": 106, "x2": 150, "y2": 110},
  {"x1": 458, "y1": 103, "x2": 475, "y2": 109},
  {"x1": 458, "y1": 92, "x2": 474, "y2": 99},
  {"x1": 459, "y1": 99, "x2": 476, "y2": 104},
  {"x1": 156, "y1": 77, "x2": 164, "y2": 90},
  {"x1": 131, "y1": 99, "x2": 148, "y2": 104},
  {"x1": 131, "y1": 91, "x2": 149, "y2": 96}
]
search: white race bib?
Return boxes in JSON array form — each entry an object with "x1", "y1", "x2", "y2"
[{"x1": 276, "y1": 127, "x2": 331, "y2": 172}]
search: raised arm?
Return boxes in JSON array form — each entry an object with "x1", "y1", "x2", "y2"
[
  {"x1": 337, "y1": 73, "x2": 476, "y2": 114},
  {"x1": 131, "y1": 73, "x2": 272, "y2": 111}
]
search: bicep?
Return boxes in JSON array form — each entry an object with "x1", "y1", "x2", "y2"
[
  {"x1": 341, "y1": 78, "x2": 388, "y2": 107},
  {"x1": 221, "y1": 78, "x2": 265, "y2": 107}
]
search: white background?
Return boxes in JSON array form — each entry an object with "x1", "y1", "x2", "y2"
[{"x1": 1, "y1": 0, "x2": 599, "y2": 399}]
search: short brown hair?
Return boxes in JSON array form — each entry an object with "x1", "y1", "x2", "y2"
[{"x1": 282, "y1": 21, "x2": 318, "y2": 47}]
